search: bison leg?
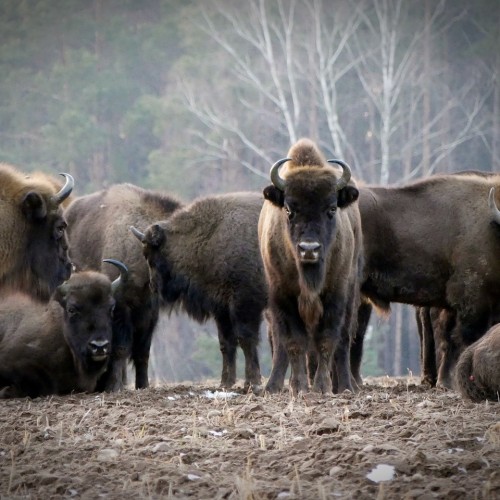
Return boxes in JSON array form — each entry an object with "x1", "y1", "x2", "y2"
[
  {"x1": 350, "y1": 300, "x2": 372, "y2": 387},
  {"x1": 435, "y1": 309, "x2": 459, "y2": 390},
  {"x1": 311, "y1": 338, "x2": 334, "y2": 395},
  {"x1": 215, "y1": 313, "x2": 237, "y2": 388},
  {"x1": 287, "y1": 339, "x2": 309, "y2": 397},
  {"x1": 264, "y1": 311, "x2": 291, "y2": 393},
  {"x1": 232, "y1": 307, "x2": 262, "y2": 391},
  {"x1": 264, "y1": 333, "x2": 289, "y2": 393},
  {"x1": 416, "y1": 307, "x2": 437, "y2": 387}
]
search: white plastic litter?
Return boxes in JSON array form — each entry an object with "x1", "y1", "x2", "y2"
[{"x1": 366, "y1": 464, "x2": 395, "y2": 483}]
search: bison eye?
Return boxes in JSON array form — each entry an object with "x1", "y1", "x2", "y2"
[
  {"x1": 284, "y1": 205, "x2": 295, "y2": 220},
  {"x1": 55, "y1": 222, "x2": 67, "y2": 240},
  {"x1": 327, "y1": 206, "x2": 337, "y2": 219},
  {"x1": 67, "y1": 305, "x2": 79, "y2": 316}
]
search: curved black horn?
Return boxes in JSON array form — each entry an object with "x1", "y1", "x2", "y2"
[
  {"x1": 489, "y1": 187, "x2": 500, "y2": 226},
  {"x1": 327, "y1": 159, "x2": 352, "y2": 191},
  {"x1": 328, "y1": 159, "x2": 351, "y2": 191},
  {"x1": 270, "y1": 158, "x2": 291, "y2": 192},
  {"x1": 130, "y1": 226, "x2": 145, "y2": 243},
  {"x1": 102, "y1": 259, "x2": 129, "y2": 295},
  {"x1": 52, "y1": 173, "x2": 74, "y2": 205}
]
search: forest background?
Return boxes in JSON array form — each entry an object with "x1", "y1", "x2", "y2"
[{"x1": 1, "y1": 0, "x2": 498, "y2": 383}]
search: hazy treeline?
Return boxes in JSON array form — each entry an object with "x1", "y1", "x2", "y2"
[{"x1": 1, "y1": 0, "x2": 498, "y2": 382}]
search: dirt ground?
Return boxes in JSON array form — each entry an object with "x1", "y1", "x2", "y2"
[{"x1": 0, "y1": 376, "x2": 499, "y2": 500}]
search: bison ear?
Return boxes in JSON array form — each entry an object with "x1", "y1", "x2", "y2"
[
  {"x1": 147, "y1": 224, "x2": 166, "y2": 249},
  {"x1": 337, "y1": 186, "x2": 359, "y2": 208},
  {"x1": 53, "y1": 282, "x2": 69, "y2": 306},
  {"x1": 263, "y1": 185, "x2": 284, "y2": 207},
  {"x1": 22, "y1": 192, "x2": 48, "y2": 221}
]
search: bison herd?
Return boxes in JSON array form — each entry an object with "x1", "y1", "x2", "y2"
[{"x1": 0, "y1": 139, "x2": 499, "y2": 402}]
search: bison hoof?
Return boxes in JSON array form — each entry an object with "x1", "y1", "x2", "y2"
[{"x1": 264, "y1": 382, "x2": 284, "y2": 394}]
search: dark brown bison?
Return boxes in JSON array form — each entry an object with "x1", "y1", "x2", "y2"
[
  {"x1": 455, "y1": 322, "x2": 500, "y2": 402},
  {"x1": 132, "y1": 192, "x2": 267, "y2": 392},
  {"x1": 355, "y1": 172, "x2": 500, "y2": 383},
  {"x1": 0, "y1": 164, "x2": 74, "y2": 300},
  {"x1": 64, "y1": 183, "x2": 183, "y2": 391},
  {"x1": 0, "y1": 260, "x2": 127, "y2": 398},
  {"x1": 258, "y1": 138, "x2": 363, "y2": 396}
]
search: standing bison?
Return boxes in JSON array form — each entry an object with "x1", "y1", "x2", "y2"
[
  {"x1": 258, "y1": 138, "x2": 363, "y2": 396},
  {"x1": 132, "y1": 192, "x2": 267, "y2": 392},
  {"x1": 64, "y1": 183, "x2": 183, "y2": 391},
  {"x1": 0, "y1": 260, "x2": 127, "y2": 398},
  {"x1": 355, "y1": 172, "x2": 500, "y2": 381},
  {"x1": 0, "y1": 164, "x2": 74, "y2": 300},
  {"x1": 455, "y1": 322, "x2": 500, "y2": 402}
]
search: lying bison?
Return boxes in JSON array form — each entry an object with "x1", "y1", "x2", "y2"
[
  {"x1": 0, "y1": 164, "x2": 74, "y2": 300},
  {"x1": 0, "y1": 260, "x2": 127, "y2": 398},
  {"x1": 455, "y1": 322, "x2": 500, "y2": 402},
  {"x1": 132, "y1": 192, "x2": 267, "y2": 392},
  {"x1": 258, "y1": 138, "x2": 363, "y2": 396},
  {"x1": 64, "y1": 183, "x2": 183, "y2": 391}
]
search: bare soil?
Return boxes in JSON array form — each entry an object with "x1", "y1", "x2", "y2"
[{"x1": 0, "y1": 377, "x2": 499, "y2": 499}]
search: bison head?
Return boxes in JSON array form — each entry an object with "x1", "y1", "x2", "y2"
[
  {"x1": 18, "y1": 172, "x2": 74, "y2": 299},
  {"x1": 53, "y1": 260, "x2": 127, "y2": 371},
  {"x1": 263, "y1": 157, "x2": 358, "y2": 292}
]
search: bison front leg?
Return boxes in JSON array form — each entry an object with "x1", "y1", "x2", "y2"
[
  {"x1": 311, "y1": 337, "x2": 334, "y2": 395},
  {"x1": 285, "y1": 330, "x2": 309, "y2": 397}
]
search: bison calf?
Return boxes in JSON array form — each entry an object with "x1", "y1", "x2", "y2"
[
  {"x1": 132, "y1": 192, "x2": 267, "y2": 392},
  {"x1": 454, "y1": 323, "x2": 500, "y2": 402},
  {"x1": 0, "y1": 260, "x2": 127, "y2": 398}
]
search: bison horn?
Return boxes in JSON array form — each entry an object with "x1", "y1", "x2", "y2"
[
  {"x1": 52, "y1": 173, "x2": 75, "y2": 205},
  {"x1": 488, "y1": 187, "x2": 500, "y2": 225},
  {"x1": 327, "y1": 159, "x2": 352, "y2": 191},
  {"x1": 102, "y1": 259, "x2": 129, "y2": 295},
  {"x1": 130, "y1": 226, "x2": 145, "y2": 243},
  {"x1": 270, "y1": 158, "x2": 291, "y2": 192}
]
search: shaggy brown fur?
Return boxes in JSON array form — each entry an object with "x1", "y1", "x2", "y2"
[
  {"x1": 138, "y1": 192, "x2": 267, "y2": 392},
  {"x1": 259, "y1": 138, "x2": 363, "y2": 396},
  {"x1": 65, "y1": 183, "x2": 183, "y2": 391},
  {"x1": 0, "y1": 163, "x2": 73, "y2": 300},
  {"x1": 455, "y1": 323, "x2": 500, "y2": 402},
  {"x1": 357, "y1": 173, "x2": 500, "y2": 350},
  {"x1": 0, "y1": 271, "x2": 117, "y2": 398}
]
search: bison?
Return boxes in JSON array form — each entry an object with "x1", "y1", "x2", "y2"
[
  {"x1": 132, "y1": 191, "x2": 267, "y2": 392},
  {"x1": 353, "y1": 171, "x2": 500, "y2": 384},
  {"x1": 0, "y1": 164, "x2": 74, "y2": 300},
  {"x1": 64, "y1": 183, "x2": 183, "y2": 391},
  {"x1": 454, "y1": 322, "x2": 500, "y2": 402},
  {"x1": 0, "y1": 260, "x2": 127, "y2": 398},
  {"x1": 258, "y1": 138, "x2": 363, "y2": 396}
]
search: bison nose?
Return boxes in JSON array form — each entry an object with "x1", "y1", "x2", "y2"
[
  {"x1": 89, "y1": 339, "x2": 110, "y2": 357},
  {"x1": 298, "y1": 241, "x2": 321, "y2": 263}
]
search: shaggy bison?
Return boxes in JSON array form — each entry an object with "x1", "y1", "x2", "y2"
[
  {"x1": 354, "y1": 172, "x2": 500, "y2": 383},
  {"x1": 455, "y1": 322, "x2": 500, "y2": 402},
  {"x1": 0, "y1": 260, "x2": 127, "y2": 398},
  {"x1": 258, "y1": 138, "x2": 363, "y2": 396},
  {"x1": 0, "y1": 164, "x2": 74, "y2": 300},
  {"x1": 132, "y1": 192, "x2": 267, "y2": 392},
  {"x1": 64, "y1": 183, "x2": 183, "y2": 391}
]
